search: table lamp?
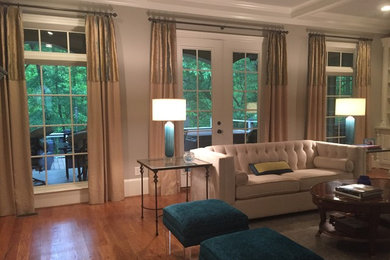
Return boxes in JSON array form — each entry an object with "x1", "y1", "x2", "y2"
[
  {"x1": 152, "y1": 98, "x2": 186, "y2": 157},
  {"x1": 335, "y1": 98, "x2": 366, "y2": 144}
]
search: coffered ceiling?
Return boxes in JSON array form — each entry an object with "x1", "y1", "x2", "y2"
[
  {"x1": 91, "y1": 0, "x2": 390, "y2": 34},
  {"x1": 24, "y1": 0, "x2": 390, "y2": 34}
]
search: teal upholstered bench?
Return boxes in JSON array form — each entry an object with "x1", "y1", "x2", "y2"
[
  {"x1": 199, "y1": 227, "x2": 324, "y2": 260},
  {"x1": 163, "y1": 199, "x2": 249, "y2": 253}
]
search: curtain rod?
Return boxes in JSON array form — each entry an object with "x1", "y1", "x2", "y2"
[
  {"x1": 148, "y1": 17, "x2": 288, "y2": 34},
  {"x1": 309, "y1": 33, "x2": 372, "y2": 41},
  {"x1": 0, "y1": 1, "x2": 117, "y2": 17}
]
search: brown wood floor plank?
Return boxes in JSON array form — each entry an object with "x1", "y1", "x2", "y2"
[
  {"x1": 1, "y1": 192, "x2": 191, "y2": 260},
  {"x1": 0, "y1": 216, "x2": 15, "y2": 259}
]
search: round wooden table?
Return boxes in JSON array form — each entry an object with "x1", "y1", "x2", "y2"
[{"x1": 310, "y1": 178, "x2": 390, "y2": 255}]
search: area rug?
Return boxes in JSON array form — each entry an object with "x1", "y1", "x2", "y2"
[{"x1": 249, "y1": 210, "x2": 390, "y2": 260}]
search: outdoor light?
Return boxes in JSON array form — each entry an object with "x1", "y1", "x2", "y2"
[
  {"x1": 335, "y1": 98, "x2": 366, "y2": 144},
  {"x1": 246, "y1": 102, "x2": 257, "y2": 113},
  {"x1": 152, "y1": 99, "x2": 186, "y2": 157}
]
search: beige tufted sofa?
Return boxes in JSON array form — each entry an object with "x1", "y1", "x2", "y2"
[{"x1": 190, "y1": 140, "x2": 366, "y2": 219}]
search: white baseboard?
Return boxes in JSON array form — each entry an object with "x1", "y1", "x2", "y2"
[
  {"x1": 34, "y1": 177, "x2": 149, "y2": 208},
  {"x1": 34, "y1": 188, "x2": 89, "y2": 208}
]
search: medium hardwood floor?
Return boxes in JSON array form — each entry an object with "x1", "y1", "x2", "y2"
[
  {"x1": 0, "y1": 192, "x2": 191, "y2": 260},
  {"x1": 2, "y1": 168, "x2": 389, "y2": 260}
]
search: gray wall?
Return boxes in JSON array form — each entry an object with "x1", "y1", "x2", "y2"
[
  {"x1": 114, "y1": 6, "x2": 384, "y2": 180},
  {"x1": 370, "y1": 38, "x2": 383, "y2": 136},
  {"x1": 285, "y1": 25, "x2": 309, "y2": 140},
  {"x1": 115, "y1": 7, "x2": 151, "y2": 179}
]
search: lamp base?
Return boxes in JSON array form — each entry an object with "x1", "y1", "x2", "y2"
[
  {"x1": 165, "y1": 121, "x2": 174, "y2": 157},
  {"x1": 345, "y1": 116, "x2": 355, "y2": 145}
]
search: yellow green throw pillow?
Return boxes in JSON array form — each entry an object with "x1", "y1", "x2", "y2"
[{"x1": 249, "y1": 161, "x2": 293, "y2": 176}]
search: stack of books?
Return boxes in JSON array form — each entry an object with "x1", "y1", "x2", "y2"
[{"x1": 334, "y1": 184, "x2": 383, "y2": 199}]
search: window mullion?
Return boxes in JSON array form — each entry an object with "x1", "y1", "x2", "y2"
[
  {"x1": 67, "y1": 32, "x2": 70, "y2": 54},
  {"x1": 38, "y1": 29, "x2": 42, "y2": 52},
  {"x1": 196, "y1": 50, "x2": 200, "y2": 148}
]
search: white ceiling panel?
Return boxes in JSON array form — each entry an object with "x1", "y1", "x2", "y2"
[{"x1": 326, "y1": 0, "x2": 390, "y2": 19}]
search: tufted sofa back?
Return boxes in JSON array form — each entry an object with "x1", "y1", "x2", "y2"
[{"x1": 205, "y1": 140, "x2": 317, "y2": 174}]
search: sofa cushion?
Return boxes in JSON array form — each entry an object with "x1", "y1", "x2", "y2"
[
  {"x1": 236, "y1": 171, "x2": 249, "y2": 186},
  {"x1": 236, "y1": 174, "x2": 300, "y2": 200},
  {"x1": 163, "y1": 199, "x2": 249, "y2": 247},
  {"x1": 313, "y1": 156, "x2": 354, "y2": 172},
  {"x1": 249, "y1": 161, "x2": 293, "y2": 176},
  {"x1": 283, "y1": 169, "x2": 353, "y2": 191}
]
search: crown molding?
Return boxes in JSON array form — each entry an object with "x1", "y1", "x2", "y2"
[{"x1": 77, "y1": 0, "x2": 390, "y2": 34}]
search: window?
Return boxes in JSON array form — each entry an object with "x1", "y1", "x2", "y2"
[
  {"x1": 24, "y1": 29, "x2": 86, "y2": 53},
  {"x1": 325, "y1": 42, "x2": 356, "y2": 143},
  {"x1": 232, "y1": 52, "x2": 258, "y2": 144},
  {"x1": 24, "y1": 21, "x2": 87, "y2": 186},
  {"x1": 182, "y1": 49, "x2": 212, "y2": 150}
]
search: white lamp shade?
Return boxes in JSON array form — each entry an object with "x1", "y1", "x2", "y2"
[
  {"x1": 335, "y1": 98, "x2": 366, "y2": 116},
  {"x1": 152, "y1": 99, "x2": 186, "y2": 121}
]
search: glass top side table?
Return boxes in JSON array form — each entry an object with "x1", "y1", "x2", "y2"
[
  {"x1": 362, "y1": 147, "x2": 390, "y2": 175},
  {"x1": 137, "y1": 157, "x2": 212, "y2": 236}
]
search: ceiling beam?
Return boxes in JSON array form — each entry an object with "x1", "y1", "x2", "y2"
[{"x1": 291, "y1": 0, "x2": 351, "y2": 18}]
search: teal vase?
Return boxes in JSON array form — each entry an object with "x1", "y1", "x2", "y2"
[
  {"x1": 165, "y1": 121, "x2": 174, "y2": 157},
  {"x1": 345, "y1": 116, "x2": 355, "y2": 144}
]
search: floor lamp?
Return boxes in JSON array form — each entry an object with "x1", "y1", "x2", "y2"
[
  {"x1": 335, "y1": 98, "x2": 366, "y2": 144},
  {"x1": 152, "y1": 99, "x2": 186, "y2": 158}
]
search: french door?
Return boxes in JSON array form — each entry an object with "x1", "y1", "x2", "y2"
[{"x1": 177, "y1": 31, "x2": 262, "y2": 150}]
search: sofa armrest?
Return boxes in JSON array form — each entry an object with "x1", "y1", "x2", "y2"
[
  {"x1": 235, "y1": 170, "x2": 248, "y2": 186},
  {"x1": 190, "y1": 148, "x2": 235, "y2": 204},
  {"x1": 315, "y1": 141, "x2": 366, "y2": 178}
]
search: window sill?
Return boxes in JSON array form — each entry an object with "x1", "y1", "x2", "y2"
[{"x1": 34, "y1": 182, "x2": 88, "y2": 195}]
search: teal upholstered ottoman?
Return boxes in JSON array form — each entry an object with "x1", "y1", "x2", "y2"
[
  {"x1": 199, "y1": 228, "x2": 324, "y2": 260},
  {"x1": 163, "y1": 199, "x2": 249, "y2": 248}
]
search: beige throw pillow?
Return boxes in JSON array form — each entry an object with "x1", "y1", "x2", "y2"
[{"x1": 313, "y1": 156, "x2": 354, "y2": 172}]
